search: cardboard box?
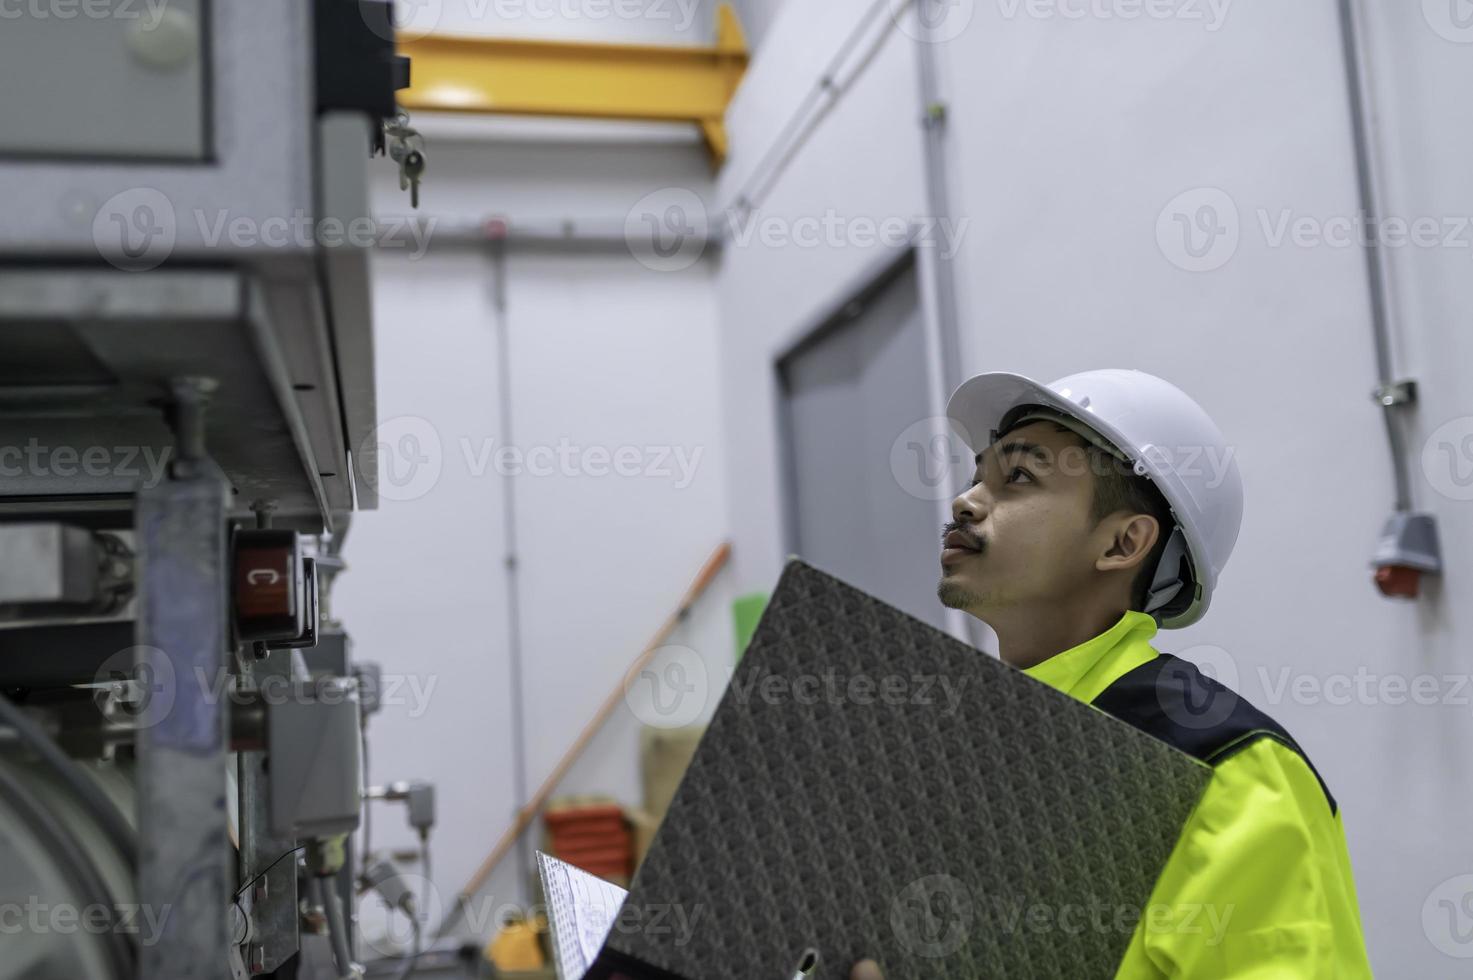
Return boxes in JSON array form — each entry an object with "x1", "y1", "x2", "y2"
[{"x1": 638, "y1": 725, "x2": 704, "y2": 822}]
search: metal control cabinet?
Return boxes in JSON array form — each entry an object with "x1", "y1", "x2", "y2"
[
  {"x1": 0, "y1": 2, "x2": 402, "y2": 977},
  {"x1": 0, "y1": 0, "x2": 382, "y2": 532}
]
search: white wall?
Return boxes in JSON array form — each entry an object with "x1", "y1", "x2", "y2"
[
  {"x1": 714, "y1": 0, "x2": 931, "y2": 592},
  {"x1": 713, "y1": 0, "x2": 1473, "y2": 974},
  {"x1": 1336, "y1": 2, "x2": 1473, "y2": 969},
  {"x1": 340, "y1": 178, "x2": 736, "y2": 946},
  {"x1": 728, "y1": 0, "x2": 787, "y2": 47}
]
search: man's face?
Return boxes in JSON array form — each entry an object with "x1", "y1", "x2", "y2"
[{"x1": 938, "y1": 420, "x2": 1101, "y2": 616}]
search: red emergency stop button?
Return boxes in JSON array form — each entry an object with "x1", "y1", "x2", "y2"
[
  {"x1": 234, "y1": 530, "x2": 305, "y2": 642},
  {"x1": 1373, "y1": 564, "x2": 1421, "y2": 598}
]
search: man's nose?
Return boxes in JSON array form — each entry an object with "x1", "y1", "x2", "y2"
[{"x1": 951, "y1": 482, "x2": 988, "y2": 524}]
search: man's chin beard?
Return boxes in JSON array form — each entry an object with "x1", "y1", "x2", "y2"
[{"x1": 937, "y1": 578, "x2": 981, "y2": 610}]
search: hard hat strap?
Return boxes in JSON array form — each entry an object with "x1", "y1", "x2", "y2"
[{"x1": 1143, "y1": 525, "x2": 1190, "y2": 616}]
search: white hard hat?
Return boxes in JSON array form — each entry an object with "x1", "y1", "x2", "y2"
[{"x1": 945, "y1": 368, "x2": 1244, "y2": 629}]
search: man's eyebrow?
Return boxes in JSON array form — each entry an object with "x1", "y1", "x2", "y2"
[{"x1": 975, "y1": 440, "x2": 1051, "y2": 466}]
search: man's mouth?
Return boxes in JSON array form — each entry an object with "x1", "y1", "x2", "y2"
[{"x1": 941, "y1": 528, "x2": 983, "y2": 566}]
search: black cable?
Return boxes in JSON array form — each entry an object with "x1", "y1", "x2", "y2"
[
  {"x1": 229, "y1": 841, "x2": 309, "y2": 975},
  {"x1": 235, "y1": 844, "x2": 306, "y2": 901},
  {"x1": 0, "y1": 761, "x2": 136, "y2": 979},
  {"x1": 0, "y1": 691, "x2": 138, "y2": 873}
]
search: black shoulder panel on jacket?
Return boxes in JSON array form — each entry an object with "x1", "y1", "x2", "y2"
[{"x1": 1091, "y1": 654, "x2": 1337, "y2": 817}]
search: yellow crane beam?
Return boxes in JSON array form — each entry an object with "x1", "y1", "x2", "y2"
[{"x1": 397, "y1": 4, "x2": 750, "y2": 165}]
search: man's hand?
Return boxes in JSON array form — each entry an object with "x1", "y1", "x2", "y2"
[{"x1": 850, "y1": 960, "x2": 883, "y2": 980}]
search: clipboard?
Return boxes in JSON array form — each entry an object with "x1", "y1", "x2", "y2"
[
  {"x1": 554, "y1": 559, "x2": 1212, "y2": 979},
  {"x1": 538, "y1": 851, "x2": 631, "y2": 980}
]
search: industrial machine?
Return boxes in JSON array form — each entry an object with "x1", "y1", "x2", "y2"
[{"x1": 0, "y1": 1, "x2": 426, "y2": 976}]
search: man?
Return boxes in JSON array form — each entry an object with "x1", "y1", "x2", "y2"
[{"x1": 852, "y1": 369, "x2": 1371, "y2": 978}]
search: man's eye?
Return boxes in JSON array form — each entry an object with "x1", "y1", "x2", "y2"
[{"x1": 1006, "y1": 466, "x2": 1034, "y2": 484}]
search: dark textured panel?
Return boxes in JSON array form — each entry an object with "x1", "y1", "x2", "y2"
[{"x1": 599, "y1": 559, "x2": 1211, "y2": 980}]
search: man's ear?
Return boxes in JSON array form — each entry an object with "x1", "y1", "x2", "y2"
[{"x1": 1095, "y1": 513, "x2": 1160, "y2": 573}]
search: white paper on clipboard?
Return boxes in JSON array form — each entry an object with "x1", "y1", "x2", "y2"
[{"x1": 537, "y1": 851, "x2": 631, "y2": 980}]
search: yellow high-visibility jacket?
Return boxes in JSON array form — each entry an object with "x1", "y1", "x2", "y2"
[{"x1": 1023, "y1": 610, "x2": 1373, "y2": 978}]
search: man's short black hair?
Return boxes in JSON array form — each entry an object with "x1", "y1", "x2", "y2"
[{"x1": 997, "y1": 408, "x2": 1177, "y2": 614}]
